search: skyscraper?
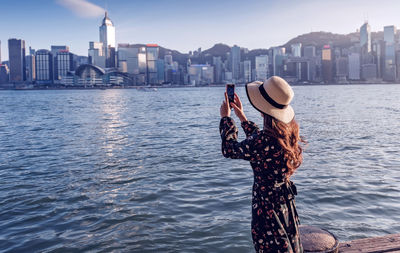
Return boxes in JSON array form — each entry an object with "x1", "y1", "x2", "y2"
[
  {"x1": 118, "y1": 44, "x2": 140, "y2": 74},
  {"x1": 51, "y1": 46, "x2": 70, "y2": 81},
  {"x1": 231, "y1": 45, "x2": 240, "y2": 82},
  {"x1": 255, "y1": 55, "x2": 268, "y2": 81},
  {"x1": 0, "y1": 64, "x2": 9, "y2": 84},
  {"x1": 99, "y1": 12, "x2": 116, "y2": 68},
  {"x1": 8, "y1": 38, "x2": 26, "y2": 82},
  {"x1": 55, "y1": 51, "x2": 74, "y2": 80},
  {"x1": 321, "y1": 45, "x2": 333, "y2": 83},
  {"x1": 146, "y1": 44, "x2": 159, "y2": 85},
  {"x1": 243, "y1": 60, "x2": 252, "y2": 83},
  {"x1": 291, "y1": 43, "x2": 302, "y2": 57},
  {"x1": 212, "y1": 56, "x2": 222, "y2": 84},
  {"x1": 88, "y1": 41, "x2": 105, "y2": 68},
  {"x1": 26, "y1": 53, "x2": 36, "y2": 82},
  {"x1": 304, "y1": 45, "x2": 316, "y2": 58},
  {"x1": 272, "y1": 47, "x2": 285, "y2": 76},
  {"x1": 384, "y1": 25, "x2": 396, "y2": 81},
  {"x1": 35, "y1": 49, "x2": 53, "y2": 84},
  {"x1": 360, "y1": 22, "x2": 371, "y2": 53},
  {"x1": 51, "y1": 45, "x2": 69, "y2": 56},
  {"x1": 348, "y1": 53, "x2": 360, "y2": 80}
]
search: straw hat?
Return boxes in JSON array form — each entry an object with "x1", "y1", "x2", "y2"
[{"x1": 245, "y1": 76, "x2": 295, "y2": 124}]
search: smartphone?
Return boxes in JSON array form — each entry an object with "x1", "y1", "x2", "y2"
[{"x1": 226, "y1": 84, "x2": 235, "y2": 104}]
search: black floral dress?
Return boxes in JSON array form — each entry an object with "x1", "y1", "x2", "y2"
[{"x1": 220, "y1": 117, "x2": 303, "y2": 253}]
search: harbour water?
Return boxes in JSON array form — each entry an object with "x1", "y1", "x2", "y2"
[{"x1": 1, "y1": 85, "x2": 400, "y2": 252}]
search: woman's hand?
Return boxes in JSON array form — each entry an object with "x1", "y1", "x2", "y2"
[
  {"x1": 220, "y1": 92, "x2": 231, "y2": 118},
  {"x1": 230, "y1": 93, "x2": 247, "y2": 122}
]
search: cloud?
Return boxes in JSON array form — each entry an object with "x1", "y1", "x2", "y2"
[{"x1": 56, "y1": 0, "x2": 105, "y2": 18}]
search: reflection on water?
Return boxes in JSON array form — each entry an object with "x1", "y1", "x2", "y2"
[{"x1": 0, "y1": 85, "x2": 400, "y2": 252}]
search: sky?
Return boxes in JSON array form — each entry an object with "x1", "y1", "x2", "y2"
[{"x1": 1, "y1": 0, "x2": 400, "y2": 61}]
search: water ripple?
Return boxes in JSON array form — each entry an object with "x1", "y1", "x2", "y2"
[{"x1": 0, "y1": 86, "x2": 399, "y2": 252}]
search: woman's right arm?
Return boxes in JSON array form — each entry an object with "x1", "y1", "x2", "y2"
[
  {"x1": 230, "y1": 93, "x2": 260, "y2": 137},
  {"x1": 219, "y1": 116, "x2": 260, "y2": 161}
]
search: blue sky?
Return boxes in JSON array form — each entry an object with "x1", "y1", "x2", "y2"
[{"x1": 1, "y1": 0, "x2": 400, "y2": 61}]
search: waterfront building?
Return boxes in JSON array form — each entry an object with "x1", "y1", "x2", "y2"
[
  {"x1": 188, "y1": 64, "x2": 214, "y2": 85},
  {"x1": 99, "y1": 12, "x2": 116, "y2": 68},
  {"x1": 243, "y1": 60, "x2": 252, "y2": 83},
  {"x1": 212, "y1": 56, "x2": 222, "y2": 84},
  {"x1": 372, "y1": 41, "x2": 385, "y2": 78},
  {"x1": 255, "y1": 55, "x2": 269, "y2": 81},
  {"x1": 360, "y1": 22, "x2": 371, "y2": 53},
  {"x1": 303, "y1": 45, "x2": 317, "y2": 82},
  {"x1": 74, "y1": 55, "x2": 89, "y2": 69},
  {"x1": 51, "y1": 45, "x2": 69, "y2": 56},
  {"x1": 117, "y1": 44, "x2": 139, "y2": 74},
  {"x1": 172, "y1": 61, "x2": 181, "y2": 84},
  {"x1": 231, "y1": 45, "x2": 240, "y2": 82},
  {"x1": 8, "y1": 38, "x2": 26, "y2": 83},
  {"x1": 291, "y1": 43, "x2": 302, "y2": 57},
  {"x1": 88, "y1": 41, "x2": 105, "y2": 68},
  {"x1": 55, "y1": 51, "x2": 74, "y2": 81},
  {"x1": 224, "y1": 71, "x2": 233, "y2": 83},
  {"x1": 164, "y1": 54, "x2": 173, "y2": 66},
  {"x1": 138, "y1": 47, "x2": 147, "y2": 80},
  {"x1": 35, "y1": 49, "x2": 53, "y2": 84},
  {"x1": 75, "y1": 64, "x2": 105, "y2": 86},
  {"x1": 0, "y1": 64, "x2": 9, "y2": 84},
  {"x1": 304, "y1": 45, "x2": 316, "y2": 58},
  {"x1": 146, "y1": 44, "x2": 159, "y2": 85},
  {"x1": 321, "y1": 45, "x2": 333, "y2": 83},
  {"x1": 348, "y1": 53, "x2": 361, "y2": 80},
  {"x1": 361, "y1": 64, "x2": 377, "y2": 80},
  {"x1": 336, "y1": 57, "x2": 348, "y2": 82},
  {"x1": 157, "y1": 59, "x2": 165, "y2": 83},
  {"x1": 25, "y1": 54, "x2": 36, "y2": 82},
  {"x1": 384, "y1": 25, "x2": 397, "y2": 81},
  {"x1": 272, "y1": 47, "x2": 285, "y2": 76},
  {"x1": 164, "y1": 55, "x2": 174, "y2": 83}
]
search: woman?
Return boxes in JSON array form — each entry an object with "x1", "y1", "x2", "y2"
[{"x1": 219, "y1": 76, "x2": 305, "y2": 253}]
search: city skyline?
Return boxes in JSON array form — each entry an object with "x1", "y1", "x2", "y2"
[{"x1": 2, "y1": 0, "x2": 400, "y2": 61}]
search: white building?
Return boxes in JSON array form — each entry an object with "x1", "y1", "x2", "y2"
[
  {"x1": 291, "y1": 43, "x2": 302, "y2": 57},
  {"x1": 255, "y1": 55, "x2": 269, "y2": 81},
  {"x1": 99, "y1": 12, "x2": 116, "y2": 67},
  {"x1": 88, "y1": 41, "x2": 105, "y2": 68}
]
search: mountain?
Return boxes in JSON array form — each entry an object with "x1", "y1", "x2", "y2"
[
  {"x1": 282, "y1": 31, "x2": 359, "y2": 52},
  {"x1": 202, "y1": 43, "x2": 231, "y2": 57},
  {"x1": 130, "y1": 30, "x2": 370, "y2": 66}
]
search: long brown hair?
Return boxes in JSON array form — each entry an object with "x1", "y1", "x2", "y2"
[{"x1": 263, "y1": 113, "x2": 306, "y2": 177}]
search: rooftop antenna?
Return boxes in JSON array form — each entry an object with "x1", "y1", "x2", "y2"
[{"x1": 105, "y1": 0, "x2": 108, "y2": 16}]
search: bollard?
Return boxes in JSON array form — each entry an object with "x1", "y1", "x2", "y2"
[{"x1": 299, "y1": 225, "x2": 339, "y2": 253}]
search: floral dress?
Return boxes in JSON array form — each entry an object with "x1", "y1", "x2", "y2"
[{"x1": 220, "y1": 117, "x2": 303, "y2": 253}]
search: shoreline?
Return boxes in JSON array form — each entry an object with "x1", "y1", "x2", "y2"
[{"x1": 0, "y1": 82, "x2": 399, "y2": 91}]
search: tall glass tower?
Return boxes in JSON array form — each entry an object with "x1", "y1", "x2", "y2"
[
  {"x1": 231, "y1": 45, "x2": 240, "y2": 82},
  {"x1": 99, "y1": 12, "x2": 116, "y2": 67},
  {"x1": 8, "y1": 38, "x2": 26, "y2": 83},
  {"x1": 360, "y1": 22, "x2": 371, "y2": 53}
]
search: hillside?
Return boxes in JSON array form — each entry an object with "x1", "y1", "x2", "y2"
[{"x1": 130, "y1": 30, "x2": 369, "y2": 66}]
